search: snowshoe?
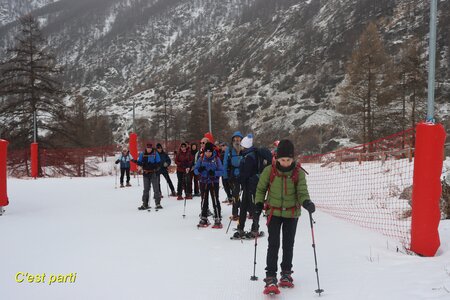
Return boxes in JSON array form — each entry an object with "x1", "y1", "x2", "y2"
[
  {"x1": 197, "y1": 218, "x2": 210, "y2": 228},
  {"x1": 212, "y1": 218, "x2": 223, "y2": 229},
  {"x1": 138, "y1": 205, "x2": 149, "y2": 210},
  {"x1": 245, "y1": 231, "x2": 264, "y2": 239},
  {"x1": 177, "y1": 195, "x2": 184, "y2": 200},
  {"x1": 279, "y1": 271, "x2": 294, "y2": 288},
  {"x1": 230, "y1": 229, "x2": 245, "y2": 240},
  {"x1": 263, "y1": 277, "x2": 280, "y2": 295}
]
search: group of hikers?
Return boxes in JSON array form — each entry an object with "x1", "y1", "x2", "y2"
[{"x1": 115, "y1": 131, "x2": 316, "y2": 295}]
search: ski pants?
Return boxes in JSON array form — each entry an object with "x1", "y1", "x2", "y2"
[
  {"x1": 228, "y1": 177, "x2": 241, "y2": 217},
  {"x1": 222, "y1": 177, "x2": 231, "y2": 200},
  {"x1": 190, "y1": 171, "x2": 199, "y2": 194},
  {"x1": 159, "y1": 170, "x2": 175, "y2": 194},
  {"x1": 177, "y1": 172, "x2": 192, "y2": 196},
  {"x1": 238, "y1": 187, "x2": 256, "y2": 231},
  {"x1": 265, "y1": 216, "x2": 299, "y2": 278},
  {"x1": 120, "y1": 168, "x2": 130, "y2": 185},
  {"x1": 200, "y1": 182, "x2": 221, "y2": 219},
  {"x1": 142, "y1": 173, "x2": 161, "y2": 206}
]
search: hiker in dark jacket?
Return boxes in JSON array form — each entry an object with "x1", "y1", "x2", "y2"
[
  {"x1": 175, "y1": 142, "x2": 193, "y2": 199},
  {"x1": 156, "y1": 143, "x2": 176, "y2": 197},
  {"x1": 190, "y1": 142, "x2": 200, "y2": 196},
  {"x1": 231, "y1": 134, "x2": 261, "y2": 239},
  {"x1": 134, "y1": 143, "x2": 162, "y2": 210},
  {"x1": 115, "y1": 147, "x2": 134, "y2": 187},
  {"x1": 255, "y1": 139, "x2": 315, "y2": 294}
]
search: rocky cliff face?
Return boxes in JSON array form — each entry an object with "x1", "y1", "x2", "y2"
[{"x1": 1, "y1": 0, "x2": 449, "y2": 147}]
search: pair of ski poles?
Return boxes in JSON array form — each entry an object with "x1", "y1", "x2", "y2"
[{"x1": 249, "y1": 211, "x2": 324, "y2": 296}]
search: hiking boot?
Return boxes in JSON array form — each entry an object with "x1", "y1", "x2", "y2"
[
  {"x1": 279, "y1": 271, "x2": 294, "y2": 288},
  {"x1": 120, "y1": 184, "x2": 125, "y2": 188},
  {"x1": 263, "y1": 277, "x2": 280, "y2": 295},
  {"x1": 212, "y1": 218, "x2": 223, "y2": 229},
  {"x1": 177, "y1": 195, "x2": 184, "y2": 200},
  {"x1": 185, "y1": 194, "x2": 193, "y2": 200},
  {"x1": 231, "y1": 229, "x2": 245, "y2": 239},
  {"x1": 138, "y1": 205, "x2": 149, "y2": 210},
  {"x1": 155, "y1": 204, "x2": 163, "y2": 209},
  {"x1": 198, "y1": 217, "x2": 209, "y2": 227},
  {"x1": 126, "y1": 182, "x2": 131, "y2": 187}
]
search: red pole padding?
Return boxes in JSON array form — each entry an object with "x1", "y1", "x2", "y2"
[
  {"x1": 0, "y1": 139, "x2": 9, "y2": 206},
  {"x1": 129, "y1": 133, "x2": 138, "y2": 172},
  {"x1": 410, "y1": 122, "x2": 446, "y2": 256},
  {"x1": 31, "y1": 142, "x2": 39, "y2": 178}
]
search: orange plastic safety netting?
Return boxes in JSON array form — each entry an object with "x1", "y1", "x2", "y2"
[{"x1": 301, "y1": 128, "x2": 415, "y2": 249}]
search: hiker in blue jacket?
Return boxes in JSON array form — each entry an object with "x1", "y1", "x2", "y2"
[
  {"x1": 194, "y1": 142, "x2": 224, "y2": 228},
  {"x1": 115, "y1": 147, "x2": 134, "y2": 188},
  {"x1": 223, "y1": 131, "x2": 244, "y2": 220},
  {"x1": 134, "y1": 143, "x2": 162, "y2": 210}
]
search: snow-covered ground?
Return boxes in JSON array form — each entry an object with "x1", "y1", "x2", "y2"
[{"x1": 1, "y1": 175, "x2": 449, "y2": 300}]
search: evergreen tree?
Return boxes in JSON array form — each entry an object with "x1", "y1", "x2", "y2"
[{"x1": 0, "y1": 14, "x2": 64, "y2": 149}]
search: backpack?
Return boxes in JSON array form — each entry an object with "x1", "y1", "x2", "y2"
[{"x1": 254, "y1": 147, "x2": 274, "y2": 176}]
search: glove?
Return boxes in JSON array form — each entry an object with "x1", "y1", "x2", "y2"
[
  {"x1": 198, "y1": 166, "x2": 206, "y2": 172},
  {"x1": 115, "y1": 159, "x2": 120, "y2": 164},
  {"x1": 253, "y1": 202, "x2": 264, "y2": 218},
  {"x1": 163, "y1": 162, "x2": 168, "y2": 167},
  {"x1": 302, "y1": 200, "x2": 315, "y2": 214},
  {"x1": 208, "y1": 170, "x2": 215, "y2": 177}
]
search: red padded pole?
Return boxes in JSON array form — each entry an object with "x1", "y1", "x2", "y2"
[
  {"x1": 129, "y1": 133, "x2": 138, "y2": 172},
  {"x1": 31, "y1": 142, "x2": 39, "y2": 178},
  {"x1": 0, "y1": 139, "x2": 9, "y2": 207},
  {"x1": 410, "y1": 122, "x2": 446, "y2": 256}
]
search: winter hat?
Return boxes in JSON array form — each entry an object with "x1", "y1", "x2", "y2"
[
  {"x1": 232, "y1": 131, "x2": 243, "y2": 139},
  {"x1": 204, "y1": 132, "x2": 215, "y2": 143},
  {"x1": 156, "y1": 143, "x2": 162, "y2": 149},
  {"x1": 204, "y1": 142, "x2": 214, "y2": 152},
  {"x1": 277, "y1": 139, "x2": 294, "y2": 158},
  {"x1": 240, "y1": 134, "x2": 253, "y2": 149},
  {"x1": 146, "y1": 143, "x2": 153, "y2": 148}
]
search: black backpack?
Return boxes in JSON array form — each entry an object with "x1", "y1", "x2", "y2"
[{"x1": 254, "y1": 147, "x2": 273, "y2": 175}]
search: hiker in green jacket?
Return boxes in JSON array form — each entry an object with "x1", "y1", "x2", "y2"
[{"x1": 254, "y1": 139, "x2": 316, "y2": 294}]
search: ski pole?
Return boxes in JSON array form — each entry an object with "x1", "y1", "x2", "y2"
[
  {"x1": 225, "y1": 216, "x2": 232, "y2": 234},
  {"x1": 309, "y1": 212, "x2": 324, "y2": 296},
  {"x1": 182, "y1": 195, "x2": 187, "y2": 218},
  {"x1": 250, "y1": 229, "x2": 258, "y2": 281},
  {"x1": 166, "y1": 172, "x2": 170, "y2": 197},
  {"x1": 114, "y1": 165, "x2": 118, "y2": 189}
]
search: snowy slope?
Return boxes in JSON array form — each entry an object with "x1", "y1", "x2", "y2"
[{"x1": 1, "y1": 176, "x2": 449, "y2": 299}]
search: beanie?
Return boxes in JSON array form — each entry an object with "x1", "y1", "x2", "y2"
[
  {"x1": 146, "y1": 143, "x2": 153, "y2": 148},
  {"x1": 204, "y1": 142, "x2": 214, "y2": 152},
  {"x1": 156, "y1": 143, "x2": 162, "y2": 148},
  {"x1": 232, "y1": 131, "x2": 243, "y2": 139},
  {"x1": 240, "y1": 134, "x2": 253, "y2": 149},
  {"x1": 277, "y1": 139, "x2": 294, "y2": 158},
  {"x1": 204, "y1": 132, "x2": 215, "y2": 144}
]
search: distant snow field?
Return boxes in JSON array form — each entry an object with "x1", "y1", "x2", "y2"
[{"x1": 1, "y1": 175, "x2": 449, "y2": 299}]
